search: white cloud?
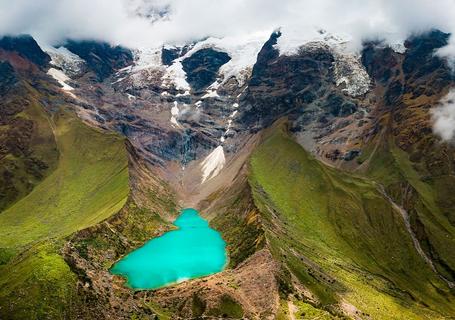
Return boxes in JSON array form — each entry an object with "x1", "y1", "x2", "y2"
[
  {"x1": 432, "y1": 89, "x2": 455, "y2": 142},
  {"x1": 1, "y1": 0, "x2": 455, "y2": 56},
  {"x1": 437, "y1": 39, "x2": 455, "y2": 70}
]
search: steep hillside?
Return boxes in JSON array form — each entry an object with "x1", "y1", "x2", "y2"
[
  {"x1": 357, "y1": 31, "x2": 455, "y2": 287},
  {"x1": 0, "y1": 77, "x2": 59, "y2": 212},
  {"x1": 60, "y1": 141, "x2": 178, "y2": 319},
  {"x1": 249, "y1": 122, "x2": 455, "y2": 319},
  {"x1": 0, "y1": 110, "x2": 130, "y2": 319},
  {"x1": 0, "y1": 110, "x2": 129, "y2": 248}
]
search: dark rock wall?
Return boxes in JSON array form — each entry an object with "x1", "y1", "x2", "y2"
[
  {"x1": 181, "y1": 48, "x2": 231, "y2": 92},
  {"x1": 64, "y1": 40, "x2": 133, "y2": 81},
  {"x1": 0, "y1": 35, "x2": 50, "y2": 68}
]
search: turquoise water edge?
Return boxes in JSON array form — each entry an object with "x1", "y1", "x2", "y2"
[{"x1": 110, "y1": 208, "x2": 227, "y2": 290}]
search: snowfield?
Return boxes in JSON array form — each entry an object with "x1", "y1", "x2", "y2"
[
  {"x1": 42, "y1": 45, "x2": 85, "y2": 77},
  {"x1": 47, "y1": 68, "x2": 74, "y2": 91},
  {"x1": 200, "y1": 146, "x2": 226, "y2": 183}
]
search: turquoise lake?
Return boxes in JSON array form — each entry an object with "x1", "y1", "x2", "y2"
[{"x1": 110, "y1": 208, "x2": 227, "y2": 290}]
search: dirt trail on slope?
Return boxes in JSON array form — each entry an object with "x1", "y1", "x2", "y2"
[{"x1": 287, "y1": 300, "x2": 298, "y2": 320}]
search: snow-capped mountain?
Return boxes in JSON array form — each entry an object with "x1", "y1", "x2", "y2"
[{"x1": 32, "y1": 29, "x2": 390, "y2": 185}]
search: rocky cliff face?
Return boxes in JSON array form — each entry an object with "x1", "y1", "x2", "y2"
[
  {"x1": 181, "y1": 48, "x2": 231, "y2": 92},
  {"x1": 0, "y1": 61, "x2": 17, "y2": 95},
  {"x1": 63, "y1": 40, "x2": 133, "y2": 81}
]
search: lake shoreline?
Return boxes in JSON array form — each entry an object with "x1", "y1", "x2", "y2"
[{"x1": 110, "y1": 208, "x2": 227, "y2": 290}]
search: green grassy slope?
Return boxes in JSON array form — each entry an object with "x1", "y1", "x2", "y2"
[
  {"x1": 0, "y1": 110, "x2": 129, "y2": 248},
  {"x1": 249, "y1": 122, "x2": 455, "y2": 319},
  {"x1": 0, "y1": 95, "x2": 59, "y2": 212},
  {"x1": 358, "y1": 136, "x2": 455, "y2": 284},
  {"x1": 0, "y1": 241, "x2": 81, "y2": 319},
  {"x1": 0, "y1": 110, "x2": 129, "y2": 319},
  {"x1": 207, "y1": 176, "x2": 266, "y2": 268}
]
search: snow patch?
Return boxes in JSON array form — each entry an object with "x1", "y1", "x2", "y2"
[
  {"x1": 47, "y1": 68, "x2": 74, "y2": 92},
  {"x1": 209, "y1": 33, "x2": 269, "y2": 86},
  {"x1": 42, "y1": 45, "x2": 85, "y2": 77},
  {"x1": 200, "y1": 146, "x2": 225, "y2": 183},
  {"x1": 389, "y1": 42, "x2": 406, "y2": 54},
  {"x1": 162, "y1": 61, "x2": 191, "y2": 91},
  {"x1": 112, "y1": 76, "x2": 126, "y2": 84},
  {"x1": 121, "y1": 46, "x2": 190, "y2": 92},
  {"x1": 282, "y1": 35, "x2": 370, "y2": 97},
  {"x1": 176, "y1": 90, "x2": 190, "y2": 97},
  {"x1": 118, "y1": 65, "x2": 133, "y2": 73},
  {"x1": 201, "y1": 89, "x2": 219, "y2": 99},
  {"x1": 170, "y1": 101, "x2": 181, "y2": 127},
  {"x1": 120, "y1": 32, "x2": 268, "y2": 92},
  {"x1": 170, "y1": 32, "x2": 269, "y2": 89},
  {"x1": 171, "y1": 102, "x2": 179, "y2": 115},
  {"x1": 276, "y1": 28, "x2": 351, "y2": 56},
  {"x1": 220, "y1": 103, "x2": 239, "y2": 142},
  {"x1": 133, "y1": 47, "x2": 162, "y2": 71},
  {"x1": 333, "y1": 52, "x2": 370, "y2": 97},
  {"x1": 274, "y1": 29, "x2": 371, "y2": 96}
]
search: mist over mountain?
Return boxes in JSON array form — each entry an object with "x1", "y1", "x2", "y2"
[{"x1": 1, "y1": 0, "x2": 455, "y2": 53}]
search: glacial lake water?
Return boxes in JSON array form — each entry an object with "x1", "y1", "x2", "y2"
[{"x1": 110, "y1": 208, "x2": 227, "y2": 290}]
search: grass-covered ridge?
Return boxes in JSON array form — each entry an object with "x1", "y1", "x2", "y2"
[
  {"x1": 0, "y1": 109, "x2": 130, "y2": 318},
  {"x1": 0, "y1": 110, "x2": 129, "y2": 248},
  {"x1": 358, "y1": 135, "x2": 455, "y2": 284},
  {"x1": 0, "y1": 94, "x2": 59, "y2": 212},
  {"x1": 0, "y1": 241, "x2": 81, "y2": 319},
  {"x1": 249, "y1": 122, "x2": 455, "y2": 319}
]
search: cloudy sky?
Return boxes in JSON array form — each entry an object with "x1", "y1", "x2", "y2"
[
  {"x1": 1, "y1": 0, "x2": 455, "y2": 141},
  {"x1": 1, "y1": 0, "x2": 455, "y2": 52},
  {"x1": 433, "y1": 89, "x2": 455, "y2": 142}
]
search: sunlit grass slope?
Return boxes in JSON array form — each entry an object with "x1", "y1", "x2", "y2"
[
  {"x1": 0, "y1": 241, "x2": 80, "y2": 319},
  {"x1": 358, "y1": 137, "x2": 455, "y2": 283},
  {"x1": 0, "y1": 110, "x2": 129, "y2": 248},
  {"x1": 249, "y1": 122, "x2": 455, "y2": 319},
  {"x1": 0, "y1": 110, "x2": 129, "y2": 319},
  {"x1": 0, "y1": 98, "x2": 59, "y2": 211}
]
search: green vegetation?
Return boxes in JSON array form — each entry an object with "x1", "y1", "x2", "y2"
[
  {"x1": 0, "y1": 241, "x2": 80, "y2": 319},
  {"x1": 207, "y1": 294, "x2": 244, "y2": 319},
  {"x1": 277, "y1": 299, "x2": 336, "y2": 320},
  {"x1": 144, "y1": 300, "x2": 172, "y2": 320},
  {"x1": 0, "y1": 110, "x2": 129, "y2": 248},
  {"x1": 0, "y1": 110, "x2": 130, "y2": 319},
  {"x1": 360, "y1": 137, "x2": 455, "y2": 282},
  {"x1": 191, "y1": 293, "x2": 207, "y2": 317},
  {"x1": 0, "y1": 98, "x2": 59, "y2": 211},
  {"x1": 70, "y1": 200, "x2": 173, "y2": 269},
  {"x1": 210, "y1": 181, "x2": 265, "y2": 268},
  {"x1": 249, "y1": 123, "x2": 455, "y2": 319}
]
